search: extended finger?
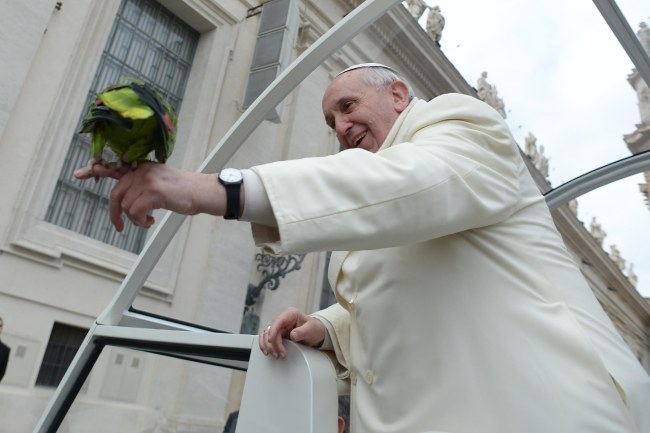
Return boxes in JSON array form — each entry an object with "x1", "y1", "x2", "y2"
[
  {"x1": 74, "y1": 163, "x2": 128, "y2": 180},
  {"x1": 108, "y1": 173, "x2": 135, "y2": 232}
]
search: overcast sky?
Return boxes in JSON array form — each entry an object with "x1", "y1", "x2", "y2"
[{"x1": 413, "y1": 0, "x2": 649, "y2": 296}]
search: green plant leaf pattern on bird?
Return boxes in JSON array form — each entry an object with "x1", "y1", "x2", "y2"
[{"x1": 80, "y1": 79, "x2": 177, "y2": 168}]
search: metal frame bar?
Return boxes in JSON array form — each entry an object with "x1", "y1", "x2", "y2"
[
  {"x1": 32, "y1": 1, "x2": 402, "y2": 431},
  {"x1": 592, "y1": 0, "x2": 650, "y2": 88},
  {"x1": 545, "y1": 151, "x2": 650, "y2": 209},
  {"x1": 93, "y1": 326, "x2": 254, "y2": 370}
]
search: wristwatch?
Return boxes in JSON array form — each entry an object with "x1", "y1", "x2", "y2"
[{"x1": 218, "y1": 168, "x2": 243, "y2": 220}]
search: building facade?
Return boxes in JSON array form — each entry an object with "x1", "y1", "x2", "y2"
[{"x1": 0, "y1": 1, "x2": 648, "y2": 432}]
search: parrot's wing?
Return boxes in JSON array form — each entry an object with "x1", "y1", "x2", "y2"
[
  {"x1": 122, "y1": 136, "x2": 157, "y2": 163},
  {"x1": 129, "y1": 82, "x2": 175, "y2": 163},
  {"x1": 99, "y1": 86, "x2": 154, "y2": 120},
  {"x1": 80, "y1": 105, "x2": 135, "y2": 161},
  {"x1": 130, "y1": 83, "x2": 166, "y2": 122},
  {"x1": 81, "y1": 105, "x2": 133, "y2": 133}
]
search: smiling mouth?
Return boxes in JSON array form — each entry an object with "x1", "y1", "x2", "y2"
[{"x1": 352, "y1": 132, "x2": 367, "y2": 148}]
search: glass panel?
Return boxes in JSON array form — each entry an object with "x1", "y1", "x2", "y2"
[
  {"x1": 107, "y1": 21, "x2": 134, "y2": 62},
  {"x1": 167, "y1": 21, "x2": 187, "y2": 56},
  {"x1": 121, "y1": 0, "x2": 143, "y2": 26},
  {"x1": 251, "y1": 29, "x2": 285, "y2": 68},
  {"x1": 141, "y1": 43, "x2": 164, "y2": 82},
  {"x1": 152, "y1": 13, "x2": 172, "y2": 45},
  {"x1": 244, "y1": 65, "x2": 281, "y2": 107},
  {"x1": 259, "y1": 0, "x2": 292, "y2": 33},
  {"x1": 138, "y1": 0, "x2": 158, "y2": 35},
  {"x1": 125, "y1": 31, "x2": 150, "y2": 70}
]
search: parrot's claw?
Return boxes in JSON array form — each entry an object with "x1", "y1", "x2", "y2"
[{"x1": 86, "y1": 158, "x2": 103, "y2": 182}]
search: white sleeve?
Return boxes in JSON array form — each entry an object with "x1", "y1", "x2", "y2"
[
  {"x1": 311, "y1": 303, "x2": 351, "y2": 371},
  {"x1": 239, "y1": 169, "x2": 277, "y2": 226}
]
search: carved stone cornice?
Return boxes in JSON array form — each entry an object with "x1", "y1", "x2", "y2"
[
  {"x1": 368, "y1": 6, "x2": 474, "y2": 98},
  {"x1": 340, "y1": 0, "x2": 364, "y2": 9},
  {"x1": 302, "y1": 1, "x2": 473, "y2": 97},
  {"x1": 550, "y1": 206, "x2": 649, "y2": 364},
  {"x1": 623, "y1": 118, "x2": 650, "y2": 210},
  {"x1": 552, "y1": 204, "x2": 650, "y2": 314},
  {"x1": 297, "y1": 21, "x2": 320, "y2": 53}
]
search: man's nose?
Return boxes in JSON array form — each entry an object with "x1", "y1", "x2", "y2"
[{"x1": 334, "y1": 117, "x2": 352, "y2": 144}]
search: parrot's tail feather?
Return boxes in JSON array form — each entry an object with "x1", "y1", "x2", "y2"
[
  {"x1": 130, "y1": 83, "x2": 167, "y2": 128},
  {"x1": 83, "y1": 106, "x2": 133, "y2": 131},
  {"x1": 130, "y1": 82, "x2": 175, "y2": 164}
]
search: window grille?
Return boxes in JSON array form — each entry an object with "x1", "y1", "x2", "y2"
[
  {"x1": 35, "y1": 323, "x2": 88, "y2": 387},
  {"x1": 46, "y1": 0, "x2": 199, "y2": 253}
]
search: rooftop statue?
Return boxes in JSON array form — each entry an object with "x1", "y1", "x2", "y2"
[
  {"x1": 524, "y1": 132, "x2": 539, "y2": 162},
  {"x1": 627, "y1": 263, "x2": 638, "y2": 287},
  {"x1": 609, "y1": 244, "x2": 626, "y2": 272},
  {"x1": 590, "y1": 216, "x2": 606, "y2": 246},
  {"x1": 426, "y1": 6, "x2": 445, "y2": 44},
  {"x1": 405, "y1": 0, "x2": 427, "y2": 20},
  {"x1": 476, "y1": 72, "x2": 507, "y2": 118}
]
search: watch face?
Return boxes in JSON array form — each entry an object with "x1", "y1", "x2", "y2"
[{"x1": 220, "y1": 168, "x2": 243, "y2": 183}]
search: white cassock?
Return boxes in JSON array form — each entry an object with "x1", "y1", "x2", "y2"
[{"x1": 250, "y1": 94, "x2": 650, "y2": 433}]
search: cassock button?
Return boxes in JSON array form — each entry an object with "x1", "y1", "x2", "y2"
[{"x1": 365, "y1": 370, "x2": 374, "y2": 385}]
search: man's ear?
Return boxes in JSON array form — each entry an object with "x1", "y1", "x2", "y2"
[{"x1": 389, "y1": 80, "x2": 410, "y2": 113}]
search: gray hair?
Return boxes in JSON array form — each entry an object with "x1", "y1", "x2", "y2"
[{"x1": 339, "y1": 64, "x2": 415, "y2": 102}]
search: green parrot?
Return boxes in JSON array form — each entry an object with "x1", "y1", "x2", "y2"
[{"x1": 80, "y1": 79, "x2": 177, "y2": 170}]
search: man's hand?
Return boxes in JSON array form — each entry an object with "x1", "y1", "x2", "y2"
[
  {"x1": 259, "y1": 307, "x2": 327, "y2": 359},
  {"x1": 74, "y1": 162, "x2": 225, "y2": 232}
]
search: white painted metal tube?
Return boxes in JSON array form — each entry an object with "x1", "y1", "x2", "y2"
[{"x1": 545, "y1": 151, "x2": 650, "y2": 209}]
